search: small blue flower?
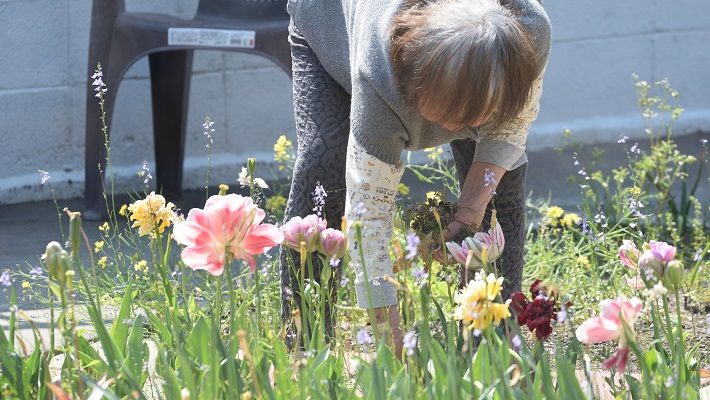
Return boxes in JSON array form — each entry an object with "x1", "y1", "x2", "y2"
[
  {"x1": 403, "y1": 331, "x2": 417, "y2": 355},
  {"x1": 405, "y1": 232, "x2": 420, "y2": 260},
  {"x1": 356, "y1": 328, "x2": 373, "y2": 345}
]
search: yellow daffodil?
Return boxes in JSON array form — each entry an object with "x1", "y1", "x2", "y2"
[
  {"x1": 127, "y1": 192, "x2": 175, "y2": 236},
  {"x1": 454, "y1": 272, "x2": 511, "y2": 333}
]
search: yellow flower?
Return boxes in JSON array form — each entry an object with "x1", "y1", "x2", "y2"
[
  {"x1": 545, "y1": 206, "x2": 565, "y2": 220},
  {"x1": 397, "y1": 183, "x2": 410, "y2": 196},
  {"x1": 426, "y1": 191, "x2": 445, "y2": 203},
  {"x1": 561, "y1": 213, "x2": 581, "y2": 228},
  {"x1": 134, "y1": 260, "x2": 148, "y2": 273},
  {"x1": 98, "y1": 222, "x2": 110, "y2": 232},
  {"x1": 273, "y1": 135, "x2": 293, "y2": 170},
  {"x1": 22, "y1": 281, "x2": 31, "y2": 289},
  {"x1": 425, "y1": 146, "x2": 444, "y2": 161},
  {"x1": 94, "y1": 240, "x2": 104, "y2": 253},
  {"x1": 265, "y1": 195, "x2": 287, "y2": 214},
  {"x1": 128, "y1": 192, "x2": 175, "y2": 236},
  {"x1": 98, "y1": 256, "x2": 108, "y2": 269},
  {"x1": 119, "y1": 204, "x2": 128, "y2": 216},
  {"x1": 577, "y1": 255, "x2": 591, "y2": 269},
  {"x1": 629, "y1": 186, "x2": 642, "y2": 197},
  {"x1": 454, "y1": 272, "x2": 511, "y2": 332}
]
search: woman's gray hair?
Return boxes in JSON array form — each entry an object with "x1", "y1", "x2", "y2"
[{"x1": 391, "y1": 0, "x2": 539, "y2": 130}]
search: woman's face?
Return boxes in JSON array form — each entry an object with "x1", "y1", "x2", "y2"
[{"x1": 418, "y1": 101, "x2": 490, "y2": 132}]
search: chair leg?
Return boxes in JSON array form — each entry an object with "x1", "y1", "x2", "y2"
[{"x1": 148, "y1": 50, "x2": 194, "y2": 199}]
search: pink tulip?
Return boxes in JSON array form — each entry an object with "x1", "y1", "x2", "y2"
[
  {"x1": 173, "y1": 194, "x2": 283, "y2": 275},
  {"x1": 445, "y1": 211, "x2": 505, "y2": 268},
  {"x1": 638, "y1": 250, "x2": 665, "y2": 279},
  {"x1": 280, "y1": 215, "x2": 327, "y2": 252},
  {"x1": 575, "y1": 296, "x2": 643, "y2": 372},
  {"x1": 649, "y1": 240, "x2": 676, "y2": 263},
  {"x1": 319, "y1": 228, "x2": 347, "y2": 263},
  {"x1": 445, "y1": 241, "x2": 470, "y2": 265},
  {"x1": 618, "y1": 240, "x2": 640, "y2": 269}
]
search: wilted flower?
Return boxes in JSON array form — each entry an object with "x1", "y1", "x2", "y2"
[
  {"x1": 454, "y1": 272, "x2": 511, "y2": 332},
  {"x1": 128, "y1": 192, "x2": 175, "y2": 236},
  {"x1": 173, "y1": 194, "x2": 283, "y2": 275},
  {"x1": 510, "y1": 280, "x2": 571, "y2": 341},
  {"x1": 575, "y1": 296, "x2": 643, "y2": 372},
  {"x1": 281, "y1": 215, "x2": 327, "y2": 252},
  {"x1": 618, "y1": 240, "x2": 640, "y2": 269}
]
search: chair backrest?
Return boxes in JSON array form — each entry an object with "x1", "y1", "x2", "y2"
[{"x1": 197, "y1": 0, "x2": 288, "y2": 19}]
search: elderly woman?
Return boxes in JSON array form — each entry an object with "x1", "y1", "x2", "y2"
[{"x1": 279, "y1": 0, "x2": 551, "y2": 354}]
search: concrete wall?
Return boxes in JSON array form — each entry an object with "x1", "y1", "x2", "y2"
[{"x1": 1, "y1": 0, "x2": 709, "y2": 204}]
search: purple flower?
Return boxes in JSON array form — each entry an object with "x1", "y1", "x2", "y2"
[
  {"x1": 356, "y1": 328, "x2": 373, "y2": 345},
  {"x1": 557, "y1": 306, "x2": 568, "y2": 323},
  {"x1": 353, "y1": 202, "x2": 367, "y2": 219},
  {"x1": 312, "y1": 182, "x2": 327, "y2": 217},
  {"x1": 511, "y1": 335, "x2": 522, "y2": 350},
  {"x1": 91, "y1": 64, "x2": 107, "y2": 98},
  {"x1": 649, "y1": 240, "x2": 676, "y2": 263},
  {"x1": 412, "y1": 267, "x2": 428, "y2": 287},
  {"x1": 139, "y1": 161, "x2": 152, "y2": 187},
  {"x1": 38, "y1": 170, "x2": 51, "y2": 185},
  {"x1": 0, "y1": 270, "x2": 12, "y2": 287},
  {"x1": 405, "y1": 232, "x2": 420, "y2": 260},
  {"x1": 29, "y1": 266, "x2": 44, "y2": 277},
  {"x1": 340, "y1": 276, "x2": 350, "y2": 287},
  {"x1": 630, "y1": 143, "x2": 640, "y2": 154},
  {"x1": 403, "y1": 331, "x2": 417, "y2": 355},
  {"x1": 484, "y1": 168, "x2": 497, "y2": 195},
  {"x1": 203, "y1": 116, "x2": 215, "y2": 146}
]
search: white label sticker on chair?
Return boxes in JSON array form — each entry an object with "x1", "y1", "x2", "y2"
[{"x1": 168, "y1": 28, "x2": 255, "y2": 48}]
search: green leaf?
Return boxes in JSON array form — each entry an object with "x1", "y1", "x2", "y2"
[{"x1": 110, "y1": 280, "x2": 134, "y2": 354}]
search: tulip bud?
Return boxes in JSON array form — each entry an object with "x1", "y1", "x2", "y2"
[
  {"x1": 638, "y1": 250, "x2": 664, "y2": 279},
  {"x1": 247, "y1": 157, "x2": 256, "y2": 176},
  {"x1": 218, "y1": 184, "x2": 229, "y2": 196},
  {"x1": 664, "y1": 260, "x2": 685, "y2": 290},
  {"x1": 43, "y1": 241, "x2": 69, "y2": 285},
  {"x1": 68, "y1": 211, "x2": 82, "y2": 260},
  {"x1": 618, "y1": 240, "x2": 640, "y2": 269}
]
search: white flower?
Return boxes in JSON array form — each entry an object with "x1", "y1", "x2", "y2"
[
  {"x1": 645, "y1": 281, "x2": 668, "y2": 303},
  {"x1": 237, "y1": 167, "x2": 268, "y2": 189}
]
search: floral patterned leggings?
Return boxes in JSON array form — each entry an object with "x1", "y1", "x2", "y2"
[{"x1": 279, "y1": 24, "x2": 527, "y2": 345}]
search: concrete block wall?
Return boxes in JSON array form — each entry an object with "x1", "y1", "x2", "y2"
[{"x1": 0, "y1": 0, "x2": 709, "y2": 204}]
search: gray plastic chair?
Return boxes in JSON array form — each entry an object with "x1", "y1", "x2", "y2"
[{"x1": 84, "y1": 0, "x2": 291, "y2": 220}]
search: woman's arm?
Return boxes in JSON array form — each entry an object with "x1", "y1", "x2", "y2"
[
  {"x1": 445, "y1": 71, "x2": 545, "y2": 240},
  {"x1": 444, "y1": 161, "x2": 505, "y2": 240}
]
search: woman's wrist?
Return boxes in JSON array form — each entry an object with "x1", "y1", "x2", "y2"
[{"x1": 455, "y1": 205, "x2": 485, "y2": 229}]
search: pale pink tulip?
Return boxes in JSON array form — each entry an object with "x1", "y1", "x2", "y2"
[
  {"x1": 173, "y1": 194, "x2": 283, "y2": 275},
  {"x1": 445, "y1": 241, "x2": 470, "y2": 265},
  {"x1": 280, "y1": 214, "x2": 327, "y2": 252},
  {"x1": 445, "y1": 211, "x2": 505, "y2": 268},
  {"x1": 618, "y1": 240, "x2": 640, "y2": 269},
  {"x1": 319, "y1": 228, "x2": 347, "y2": 263},
  {"x1": 575, "y1": 296, "x2": 643, "y2": 372},
  {"x1": 649, "y1": 240, "x2": 676, "y2": 263}
]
